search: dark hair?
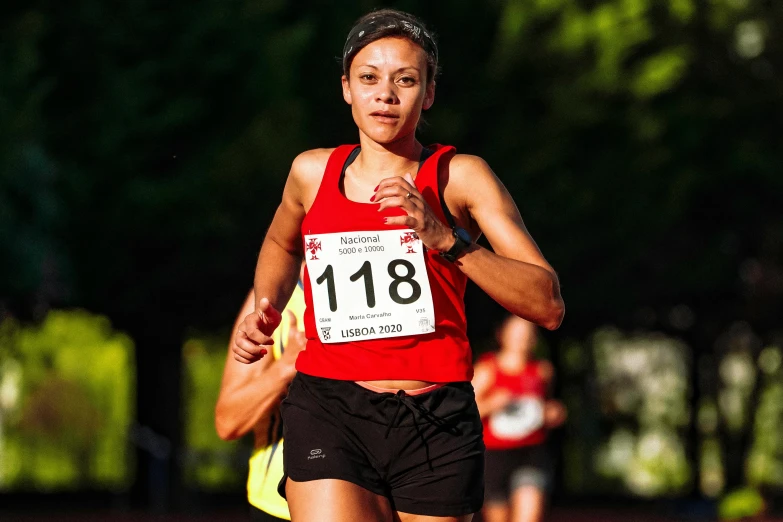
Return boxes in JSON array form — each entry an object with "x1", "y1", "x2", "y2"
[{"x1": 342, "y1": 9, "x2": 439, "y2": 84}]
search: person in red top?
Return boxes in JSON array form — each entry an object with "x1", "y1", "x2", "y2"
[
  {"x1": 233, "y1": 8, "x2": 565, "y2": 522},
  {"x1": 473, "y1": 316, "x2": 567, "y2": 522}
]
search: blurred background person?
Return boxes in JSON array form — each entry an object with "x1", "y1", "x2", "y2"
[
  {"x1": 215, "y1": 267, "x2": 306, "y2": 522},
  {"x1": 473, "y1": 315, "x2": 567, "y2": 522}
]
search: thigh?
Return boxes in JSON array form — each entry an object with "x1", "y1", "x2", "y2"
[
  {"x1": 480, "y1": 503, "x2": 509, "y2": 522},
  {"x1": 509, "y1": 485, "x2": 545, "y2": 522},
  {"x1": 508, "y1": 445, "x2": 552, "y2": 494},
  {"x1": 286, "y1": 477, "x2": 393, "y2": 522}
]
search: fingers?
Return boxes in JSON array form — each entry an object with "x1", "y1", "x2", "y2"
[
  {"x1": 372, "y1": 174, "x2": 419, "y2": 203},
  {"x1": 233, "y1": 350, "x2": 259, "y2": 364},
  {"x1": 233, "y1": 330, "x2": 268, "y2": 364},
  {"x1": 373, "y1": 183, "x2": 424, "y2": 213},
  {"x1": 242, "y1": 313, "x2": 275, "y2": 345},
  {"x1": 236, "y1": 316, "x2": 273, "y2": 351},
  {"x1": 382, "y1": 215, "x2": 418, "y2": 227},
  {"x1": 255, "y1": 297, "x2": 282, "y2": 332},
  {"x1": 236, "y1": 329, "x2": 272, "y2": 351},
  {"x1": 370, "y1": 173, "x2": 451, "y2": 250}
]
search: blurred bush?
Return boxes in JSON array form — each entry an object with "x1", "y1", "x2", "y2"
[
  {"x1": 591, "y1": 328, "x2": 692, "y2": 496},
  {"x1": 746, "y1": 346, "x2": 783, "y2": 488},
  {"x1": 0, "y1": 310, "x2": 134, "y2": 490},
  {"x1": 718, "y1": 487, "x2": 765, "y2": 520},
  {"x1": 181, "y1": 334, "x2": 247, "y2": 490}
]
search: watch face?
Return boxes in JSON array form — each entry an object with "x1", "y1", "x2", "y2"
[{"x1": 455, "y1": 227, "x2": 472, "y2": 243}]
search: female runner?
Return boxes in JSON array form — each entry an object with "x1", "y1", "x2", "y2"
[{"x1": 233, "y1": 8, "x2": 564, "y2": 522}]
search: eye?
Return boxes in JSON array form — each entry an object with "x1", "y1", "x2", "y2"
[
  {"x1": 359, "y1": 73, "x2": 376, "y2": 82},
  {"x1": 398, "y1": 76, "x2": 416, "y2": 85}
]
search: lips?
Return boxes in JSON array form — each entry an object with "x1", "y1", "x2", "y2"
[{"x1": 370, "y1": 111, "x2": 399, "y2": 123}]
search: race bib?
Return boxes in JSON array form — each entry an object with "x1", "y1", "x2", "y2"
[
  {"x1": 489, "y1": 396, "x2": 545, "y2": 440},
  {"x1": 304, "y1": 229, "x2": 436, "y2": 343}
]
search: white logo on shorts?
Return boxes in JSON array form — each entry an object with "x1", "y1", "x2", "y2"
[{"x1": 308, "y1": 449, "x2": 325, "y2": 460}]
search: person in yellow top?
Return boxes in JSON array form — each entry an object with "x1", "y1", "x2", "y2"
[{"x1": 216, "y1": 275, "x2": 306, "y2": 522}]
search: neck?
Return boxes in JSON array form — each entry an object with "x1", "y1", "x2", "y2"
[
  {"x1": 355, "y1": 132, "x2": 423, "y2": 181},
  {"x1": 497, "y1": 351, "x2": 529, "y2": 372}
]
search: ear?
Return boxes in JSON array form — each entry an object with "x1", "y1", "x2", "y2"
[
  {"x1": 422, "y1": 81, "x2": 436, "y2": 111},
  {"x1": 342, "y1": 75, "x2": 352, "y2": 105}
]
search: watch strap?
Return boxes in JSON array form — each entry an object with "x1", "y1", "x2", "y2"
[{"x1": 440, "y1": 228, "x2": 471, "y2": 262}]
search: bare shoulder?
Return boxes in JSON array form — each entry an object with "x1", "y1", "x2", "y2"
[
  {"x1": 290, "y1": 148, "x2": 334, "y2": 185},
  {"x1": 442, "y1": 153, "x2": 513, "y2": 231},
  {"x1": 286, "y1": 148, "x2": 334, "y2": 210},
  {"x1": 447, "y1": 154, "x2": 505, "y2": 196},
  {"x1": 450, "y1": 153, "x2": 493, "y2": 175}
]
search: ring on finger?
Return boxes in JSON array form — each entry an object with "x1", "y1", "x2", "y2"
[{"x1": 405, "y1": 191, "x2": 412, "y2": 199}]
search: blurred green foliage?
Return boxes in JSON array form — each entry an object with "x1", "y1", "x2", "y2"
[
  {"x1": 0, "y1": 310, "x2": 134, "y2": 490},
  {"x1": 560, "y1": 325, "x2": 783, "y2": 498},
  {"x1": 578, "y1": 328, "x2": 692, "y2": 496},
  {"x1": 181, "y1": 335, "x2": 245, "y2": 489},
  {"x1": 746, "y1": 346, "x2": 783, "y2": 487},
  {"x1": 718, "y1": 487, "x2": 765, "y2": 520}
]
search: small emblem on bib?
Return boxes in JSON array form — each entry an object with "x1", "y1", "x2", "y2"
[
  {"x1": 306, "y1": 237, "x2": 322, "y2": 260},
  {"x1": 400, "y1": 231, "x2": 420, "y2": 254}
]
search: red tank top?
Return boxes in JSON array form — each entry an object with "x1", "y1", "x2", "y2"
[
  {"x1": 482, "y1": 355, "x2": 548, "y2": 449},
  {"x1": 295, "y1": 144, "x2": 473, "y2": 382}
]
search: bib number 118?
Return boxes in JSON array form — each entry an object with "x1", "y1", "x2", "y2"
[{"x1": 316, "y1": 259, "x2": 421, "y2": 312}]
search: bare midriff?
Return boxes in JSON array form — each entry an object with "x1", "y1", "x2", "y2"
[{"x1": 360, "y1": 379, "x2": 438, "y2": 391}]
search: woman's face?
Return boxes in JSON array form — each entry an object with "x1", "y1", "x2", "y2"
[
  {"x1": 498, "y1": 317, "x2": 538, "y2": 358},
  {"x1": 342, "y1": 36, "x2": 434, "y2": 145}
]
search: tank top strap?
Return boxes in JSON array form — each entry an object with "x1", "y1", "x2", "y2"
[
  {"x1": 415, "y1": 144, "x2": 457, "y2": 228},
  {"x1": 310, "y1": 144, "x2": 360, "y2": 213}
]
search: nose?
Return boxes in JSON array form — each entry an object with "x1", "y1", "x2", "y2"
[{"x1": 376, "y1": 79, "x2": 399, "y2": 105}]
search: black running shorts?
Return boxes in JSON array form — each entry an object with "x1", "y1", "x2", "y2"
[
  {"x1": 279, "y1": 372, "x2": 485, "y2": 517},
  {"x1": 484, "y1": 445, "x2": 552, "y2": 503}
]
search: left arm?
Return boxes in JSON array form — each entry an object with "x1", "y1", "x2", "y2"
[
  {"x1": 374, "y1": 155, "x2": 564, "y2": 330},
  {"x1": 447, "y1": 155, "x2": 564, "y2": 330},
  {"x1": 538, "y1": 360, "x2": 568, "y2": 428}
]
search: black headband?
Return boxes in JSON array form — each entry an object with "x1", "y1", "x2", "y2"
[{"x1": 342, "y1": 15, "x2": 438, "y2": 71}]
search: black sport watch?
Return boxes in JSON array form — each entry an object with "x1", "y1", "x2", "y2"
[{"x1": 440, "y1": 227, "x2": 472, "y2": 262}]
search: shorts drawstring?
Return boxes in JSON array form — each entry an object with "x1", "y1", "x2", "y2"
[
  {"x1": 377, "y1": 388, "x2": 463, "y2": 471},
  {"x1": 384, "y1": 390, "x2": 408, "y2": 439}
]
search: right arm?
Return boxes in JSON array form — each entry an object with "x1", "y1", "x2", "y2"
[
  {"x1": 216, "y1": 290, "x2": 305, "y2": 440},
  {"x1": 472, "y1": 360, "x2": 513, "y2": 419},
  {"x1": 233, "y1": 149, "x2": 331, "y2": 363}
]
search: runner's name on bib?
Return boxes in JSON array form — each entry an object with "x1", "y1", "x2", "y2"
[
  {"x1": 489, "y1": 396, "x2": 545, "y2": 440},
  {"x1": 304, "y1": 229, "x2": 435, "y2": 343}
]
